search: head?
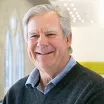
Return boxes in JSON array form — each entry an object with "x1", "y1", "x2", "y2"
[
  {"x1": 23, "y1": 4, "x2": 72, "y2": 75},
  {"x1": 23, "y1": 4, "x2": 72, "y2": 52}
]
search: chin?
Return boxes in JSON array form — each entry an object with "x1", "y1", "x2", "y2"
[{"x1": 36, "y1": 62, "x2": 52, "y2": 69}]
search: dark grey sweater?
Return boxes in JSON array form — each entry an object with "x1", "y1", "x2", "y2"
[{"x1": 2, "y1": 63, "x2": 104, "y2": 104}]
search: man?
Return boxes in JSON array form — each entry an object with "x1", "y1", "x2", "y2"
[{"x1": 3, "y1": 4, "x2": 104, "y2": 104}]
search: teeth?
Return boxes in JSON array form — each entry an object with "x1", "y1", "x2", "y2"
[{"x1": 36, "y1": 51, "x2": 53, "y2": 55}]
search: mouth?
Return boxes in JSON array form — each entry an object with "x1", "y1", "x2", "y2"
[{"x1": 36, "y1": 51, "x2": 54, "y2": 55}]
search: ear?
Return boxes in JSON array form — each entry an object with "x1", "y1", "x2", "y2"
[{"x1": 66, "y1": 33, "x2": 72, "y2": 47}]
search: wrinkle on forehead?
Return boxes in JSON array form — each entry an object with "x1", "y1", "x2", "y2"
[
  {"x1": 28, "y1": 11, "x2": 62, "y2": 35},
  {"x1": 43, "y1": 28, "x2": 57, "y2": 33},
  {"x1": 28, "y1": 28, "x2": 58, "y2": 35}
]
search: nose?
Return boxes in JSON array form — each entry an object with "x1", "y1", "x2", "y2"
[{"x1": 37, "y1": 33, "x2": 49, "y2": 46}]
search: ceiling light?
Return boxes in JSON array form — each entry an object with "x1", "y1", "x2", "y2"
[
  {"x1": 78, "y1": 17, "x2": 81, "y2": 20},
  {"x1": 75, "y1": 12, "x2": 78, "y2": 15},
  {"x1": 73, "y1": 20, "x2": 76, "y2": 23},
  {"x1": 71, "y1": 14, "x2": 75, "y2": 18},
  {"x1": 73, "y1": 18, "x2": 76, "y2": 21},
  {"x1": 73, "y1": 18, "x2": 76, "y2": 23},
  {"x1": 70, "y1": 4, "x2": 74, "y2": 7},
  {"x1": 69, "y1": 11, "x2": 73, "y2": 15},
  {"x1": 81, "y1": 20, "x2": 84, "y2": 23},
  {"x1": 73, "y1": 8, "x2": 76, "y2": 11},
  {"x1": 73, "y1": 17, "x2": 76, "y2": 20},
  {"x1": 90, "y1": 20, "x2": 94, "y2": 24},
  {"x1": 77, "y1": 15, "x2": 80, "y2": 18},
  {"x1": 64, "y1": 3, "x2": 68, "y2": 7},
  {"x1": 67, "y1": 8, "x2": 70, "y2": 11}
]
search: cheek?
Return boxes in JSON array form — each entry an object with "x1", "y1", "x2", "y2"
[
  {"x1": 27, "y1": 45, "x2": 36, "y2": 62},
  {"x1": 28, "y1": 40, "x2": 36, "y2": 50},
  {"x1": 27, "y1": 41, "x2": 36, "y2": 57}
]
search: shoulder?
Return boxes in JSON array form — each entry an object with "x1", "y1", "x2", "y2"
[
  {"x1": 78, "y1": 63, "x2": 104, "y2": 81},
  {"x1": 73, "y1": 63, "x2": 104, "y2": 103},
  {"x1": 67, "y1": 62, "x2": 104, "y2": 85},
  {"x1": 6, "y1": 75, "x2": 29, "y2": 96},
  {"x1": 2, "y1": 76, "x2": 29, "y2": 104},
  {"x1": 76, "y1": 63, "x2": 104, "y2": 92},
  {"x1": 11, "y1": 75, "x2": 28, "y2": 91},
  {"x1": 71, "y1": 62, "x2": 104, "y2": 91}
]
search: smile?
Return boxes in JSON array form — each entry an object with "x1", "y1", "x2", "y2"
[{"x1": 36, "y1": 51, "x2": 53, "y2": 55}]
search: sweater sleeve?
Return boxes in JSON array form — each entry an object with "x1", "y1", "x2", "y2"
[
  {"x1": 2, "y1": 89, "x2": 15, "y2": 104},
  {"x1": 2, "y1": 76, "x2": 28, "y2": 104},
  {"x1": 2, "y1": 96, "x2": 6, "y2": 104}
]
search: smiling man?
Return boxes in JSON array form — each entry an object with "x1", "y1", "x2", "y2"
[
  {"x1": 27, "y1": 11, "x2": 72, "y2": 86},
  {"x1": 3, "y1": 4, "x2": 104, "y2": 104}
]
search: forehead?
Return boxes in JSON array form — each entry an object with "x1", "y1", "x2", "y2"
[{"x1": 27, "y1": 11, "x2": 61, "y2": 32}]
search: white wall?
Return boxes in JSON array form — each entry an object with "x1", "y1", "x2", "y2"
[{"x1": 72, "y1": 24, "x2": 104, "y2": 62}]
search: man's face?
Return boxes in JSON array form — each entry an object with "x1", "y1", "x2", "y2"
[{"x1": 27, "y1": 11, "x2": 72, "y2": 74}]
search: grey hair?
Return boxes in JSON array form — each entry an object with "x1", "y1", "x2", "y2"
[{"x1": 23, "y1": 4, "x2": 72, "y2": 53}]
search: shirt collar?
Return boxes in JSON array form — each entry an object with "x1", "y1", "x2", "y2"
[
  {"x1": 49, "y1": 56, "x2": 76, "y2": 85},
  {"x1": 25, "y1": 67, "x2": 39, "y2": 88},
  {"x1": 25, "y1": 56, "x2": 76, "y2": 88}
]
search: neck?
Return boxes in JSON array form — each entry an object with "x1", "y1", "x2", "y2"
[
  {"x1": 39, "y1": 55, "x2": 71, "y2": 91},
  {"x1": 39, "y1": 72, "x2": 52, "y2": 91}
]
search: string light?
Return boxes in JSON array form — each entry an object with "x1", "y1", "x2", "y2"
[
  {"x1": 69, "y1": 11, "x2": 73, "y2": 15},
  {"x1": 64, "y1": 3, "x2": 68, "y2": 7},
  {"x1": 67, "y1": 8, "x2": 70, "y2": 11},
  {"x1": 73, "y1": 18, "x2": 76, "y2": 23},
  {"x1": 78, "y1": 17, "x2": 81, "y2": 20},
  {"x1": 50, "y1": 0, "x2": 94, "y2": 24},
  {"x1": 77, "y1": 15, "x2": 80, "y2": 18},
  {"x1": 73, "y1": 8, "x2": 76, "y2": 11},
  {"x1": 72, "y1": 14, "x2": 75, "y2": 18},
  {"x1": 90, "y1": 20, "x2": 94, "y2": 24},
  {"x1": 75, "y1": 12, "x2": 79, "y2": 15},
  {"x1": 70, "y1": 4, "x2": 74, "y2": 7},
  {"x1": 81, "y1": 20, "x2": 84, "y2": 23}
]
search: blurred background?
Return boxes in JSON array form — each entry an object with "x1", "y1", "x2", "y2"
[{"x1": 0, "y1": 0, "x2": 104, "y2": 101}]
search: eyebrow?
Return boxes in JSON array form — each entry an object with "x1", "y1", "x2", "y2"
[
  {"x1": 29, "y1": 32, "x2": 37, "y2": 34},
  {"x1": 45, "y1": 31, "x2": 57, "y2": 34},
  {"x1": 28, "y1": 28, "x2": 57, "y2": 35},
  {"x1": 44, "y1": 28, "x2": 57, "y2": 34},
  {"x1": 28, "y1": 31, "x2": 38, "y2": 35}
]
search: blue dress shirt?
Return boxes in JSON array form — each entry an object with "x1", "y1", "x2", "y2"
[{"x1": 25, "y1": 56, "x2": 76, "y2": 94}]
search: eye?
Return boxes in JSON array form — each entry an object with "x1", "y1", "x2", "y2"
[
  {"x1": 46, "y1": 34, "x2": 56, "y2": 38},
  {"x1": 29, "y1": 34, "x2": 39, "y2": 39}
]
